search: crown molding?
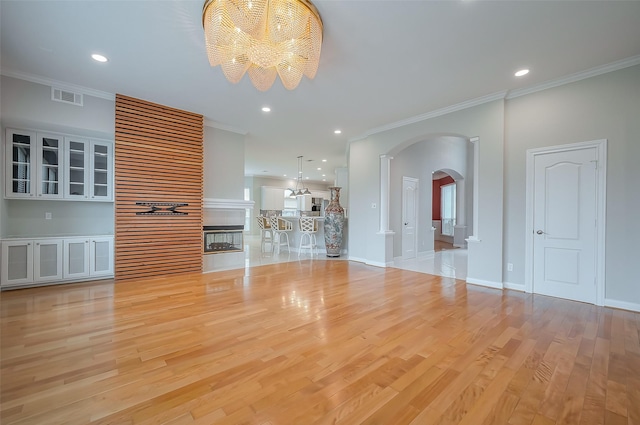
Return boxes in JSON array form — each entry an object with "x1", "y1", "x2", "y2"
[
  {"x1": 349, "y1": 91, "x2": 507, "y2": 142},
  {"x1": 203, "y1": 119, "x2": 248, "y2": 135},
  {"x1": 506, "y1": 55, "x2": 640, "y2": 100},
  {"x1": 349, "y1": 55, "x2": 640, "y2": 143},
  {"x1": 1, "y1": 68, "x2": 116, "y2": 101}
]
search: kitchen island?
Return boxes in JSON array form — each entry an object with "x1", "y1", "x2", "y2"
[{"x1": 272, "y1": 216, "x2": 348, "y2": 256}]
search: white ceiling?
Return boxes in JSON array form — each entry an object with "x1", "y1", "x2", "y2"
[{"x1": 2, "y1": 1, "x2": 640, "y2": 184}]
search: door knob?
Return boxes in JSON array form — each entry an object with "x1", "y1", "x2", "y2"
[
  {"x1": 536, "y1": 230, "x2": 544, "y2": 235},
  {"x1": 404, "y1": 222, "x2": 408, "y2": 225}
]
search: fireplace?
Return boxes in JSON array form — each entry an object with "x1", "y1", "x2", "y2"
[{"x1": 203, "y1": 225, "x2": 244, "y2": 254}]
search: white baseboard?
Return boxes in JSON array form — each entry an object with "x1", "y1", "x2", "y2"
[
  {"x1": 466, "y1": 277, "x2": 503, "y2": 290},
  {"x1": 348, "y1": 256, "x2": 391, "y2": 268},
  {"x1": 419, "y1": 250, "x2": 435, "y2": 258},
  {"x1": 368, "y1": 260, "x2": 392, "y2": 268},
  {"x1": 503, "y1": 282, "x2": 525, "y2": 292},
  {"x1": 604, "y1": 298, "x2": 640, "y2": 313}
]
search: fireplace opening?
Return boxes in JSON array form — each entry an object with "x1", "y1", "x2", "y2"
[{"x1": 203, "y1": 225, "x2": 244, "y2": 254}]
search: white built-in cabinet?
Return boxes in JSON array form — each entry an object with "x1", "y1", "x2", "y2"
[
  {"x1": 1, "y1": 236, "x2": 114, "y2": 289},
  {"x1": 90, "y1": 237, "x2": 114, "y2": 277},
  {"x1": 5, "y1": 128, "x2": 113, "y2": 201},
  {"x1": 34, "y1": 239, "x2": 63, "y2": 282},
  {"x1": 63, "y1": 239, "x2": 90, "y2": 279}
]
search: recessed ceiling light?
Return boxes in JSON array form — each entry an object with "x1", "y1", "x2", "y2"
[
  {"x1": 322, "y1": 179, "x2": 326, "y2": 181},
  {"x1": 283, "y1": 174, "x2": 287, "y2": 177},
  {"x1": 334, "y1": 129, "x2": 342, "y2": 134},
  {"x1": 515, "y1": 69, "x2": 529, "y2": 77},
  {"x1": 261, "y1": 106, "x2": 271, "y2": 112},
  {"x1": 91, "y1": 53, "x2": 108, "y2": 63},
  {"x1": 322, "y1": 159, "x2": 327, "y2": 162},
  {"x1": 317, "y1": 167, "x2": 321, "y2": 171},
  {"x1": 322, "y1": 174, "x2": 326, "y2": 177}
]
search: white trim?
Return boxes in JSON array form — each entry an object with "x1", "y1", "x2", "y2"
[
  {"x1": 466, "y1": 236, "x2": 481, "y2": 243},
  {"x1": 524, "y1": 139, "x2": 607, "y2": 306},
  {"x1": 507, "y1": 55, "x2": 640, "y2": 100},
  {"x1": 466, "y1": 277, "x2": 503, "y2": 290},
  {"x1": 348, "y1": 55, "x2": 640, "y2": 144},
  {"x1": 503, "y1": 282, "x2": 525, "y2": 292},
  {"x1": 604, "y1": 299, "x2": 640, "y2": 313},
  {"x1": 204, "y1": 198, "x2": 255, "y2": 209},
  {"x1": 367, "y1": 260, "x2": 393, "y2": 268},
  {"x1": 419, "y1": 250, "x2": 435, "y2": 258},
  {"x1": 349, "y1": 92, "x2": 506, "y2": 142},
  {"x1": 1, "y1": 68, "x2": 115, "y2": 100},
  {"x1": 348, "y1": 256, "x2": 390, "y2": 268}
]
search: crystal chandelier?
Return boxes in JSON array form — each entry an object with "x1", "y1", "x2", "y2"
[{"x1": 202, "y1": 0, "x2": 323, "y2": 91}]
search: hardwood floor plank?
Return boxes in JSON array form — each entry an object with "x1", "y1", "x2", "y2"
[{"x1": 1, "y1": 261, "x2": 639, "y2": 425}]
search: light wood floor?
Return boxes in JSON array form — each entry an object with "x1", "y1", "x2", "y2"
[{"x1": 1, "y1": 261, "x2": 639, "y2": 425}]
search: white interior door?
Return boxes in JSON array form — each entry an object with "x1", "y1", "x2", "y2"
[
  {"x1": 402, "y1": 177, "x2": 418, "y2": 259},
  {"x1": 532, "y1": 146, "x2": 599, "y2": 304}
]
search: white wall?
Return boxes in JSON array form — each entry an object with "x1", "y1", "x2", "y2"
[
  {"x1": 203, "y1": 126, "x2": 245, "y2": 200},
  {"x1": 0, "y1": 76, "x2": 115, "y2": 238},
  {"x1": 503, "y1": 65, "x2": 640, "y2": 304}
]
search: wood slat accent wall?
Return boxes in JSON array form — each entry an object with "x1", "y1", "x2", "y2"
[{"x1": 115, "y1": 94, "x2": 203, "y2": 280}]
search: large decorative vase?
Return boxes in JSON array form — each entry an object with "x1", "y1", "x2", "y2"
[{"x1": 324, "y1": 186, "x2": 345, "y2": 257}]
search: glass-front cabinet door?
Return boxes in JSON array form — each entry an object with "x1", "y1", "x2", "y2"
[
  {"x1": 5, "y1": 129, "x2": 36, "y2": 198},
  {"x1": 36, "y1": 133, "x2": 64, "y2": 199},
  {"x1": 65, "y1": 137, "x2": 90, "y2": 199},
  {"x1": 90, "y1": 141, "x2": 113, "y2": 201}
]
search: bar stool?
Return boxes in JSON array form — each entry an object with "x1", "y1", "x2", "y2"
[
  {"x1": 270, "y1": 216, "x2": 293, "y2": 254},
  {"x1": 298, "y1": 217, "x2": 318, "y2": 257},
  {"x1": 256, "y1": 216, "x2": 272, "y2": 252}
]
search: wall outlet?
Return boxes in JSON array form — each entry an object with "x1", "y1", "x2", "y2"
[
  {"x1": 45, "y1": 212, "x2": 52, "y2": 220},
  {"x1": 507, "y1": 263, "x2": 513, "y2": 272},
  {"x1": 371, "y1": 203, "x2": 377, "y2": 209}
]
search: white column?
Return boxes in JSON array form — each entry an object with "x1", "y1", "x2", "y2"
[
  {"x1": 469, "y1": 137, "x2": 480, "y2": 240},
  {"x1": 455, "y1": 179, "x2": 465, "y2": 227},
  {"x1": 379, "y1": 154, "x2": 393, "y2": 233},
  {"x1": 453, "y1": 178, "x2": 467, "y2": 247}
]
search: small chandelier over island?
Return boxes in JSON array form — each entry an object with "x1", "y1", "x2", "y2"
[{"x1": 202, "y1": 0, "x2": 323, "y2": 91}]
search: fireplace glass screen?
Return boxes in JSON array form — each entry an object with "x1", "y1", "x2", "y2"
[{"x1": 203, "y1": 227, "x2": 243, "y2": 254}]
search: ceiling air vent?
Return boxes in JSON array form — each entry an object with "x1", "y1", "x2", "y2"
[{"x1": 51, "y1": 87, "x2": 83, "y2": 106}]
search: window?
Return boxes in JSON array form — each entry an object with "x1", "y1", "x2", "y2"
[{"x1": 441, "y1": 183, "x2": 456, "y2": 236}]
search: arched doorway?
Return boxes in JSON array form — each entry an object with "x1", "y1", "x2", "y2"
[{"x1": 389, "y1": 136, "x2": 473, "y2": 279}]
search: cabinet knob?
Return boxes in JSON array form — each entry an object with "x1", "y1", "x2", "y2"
[{"x1": 30, "y1": 194, "x2": 34, "y2": 197}]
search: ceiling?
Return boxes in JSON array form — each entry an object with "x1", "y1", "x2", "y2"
[{"x1": 2, "y1": 1, "x2": 640, "y2": 184}]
